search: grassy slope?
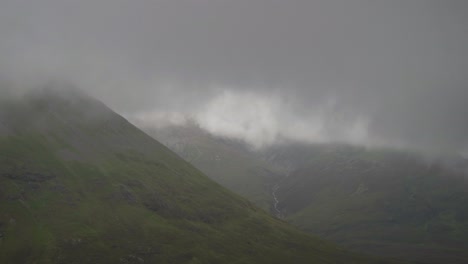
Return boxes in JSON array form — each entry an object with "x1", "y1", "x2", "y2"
[
  {"x1": 270, "y1": 144, "x2": 468, "y2": 264},
  {"x1": 141, "y1": 125, "x2": 468, "y2": 263},
  {"x1": 0, "y1": 92, "x2": 395, "y2": 264},
  {"x1": 145, "y1": 125, "x2": 281, "y2": 211}
]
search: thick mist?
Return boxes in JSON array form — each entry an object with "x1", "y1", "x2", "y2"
[{"x1": 1, "y1": 0, "x2": 468, "y2": 153}]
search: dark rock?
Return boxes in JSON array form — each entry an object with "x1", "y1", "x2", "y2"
[
  {"x1": 142, "y1": 191, "x2": 183, "y2": 217},
  {"x1": 28, "y1": 182, "x2": 41, "y2": 191},
  {"x1": 124, "y1": 179, "x2": 144, "y2": 189},
  {"x1": 49, "y1": 182, "x2": 67, "y2": 193},
  {"x1": 2, "y1": 172, "x2": 55, "y2": 182},
  {"x1": 143, "y1": 192, "x2": 169, "y2": 212},
  {"x1": 119, "y1": 185, "x2": 137, "y2": 204}
]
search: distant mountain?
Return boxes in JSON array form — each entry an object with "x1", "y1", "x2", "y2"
[
  {"x1": 0, "y1": 89, "x2": 393, "y2": 264},
  {"x1": 144, "y1": 123, "x2": 282, "y2": 211},
  {"x1": 262, "y1": 143, "x2": 468, "y2": 264},
  {"x1": 146, "y1": 123, "x2": 468, "y2": 264}
]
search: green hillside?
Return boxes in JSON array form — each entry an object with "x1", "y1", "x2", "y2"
[
  {"x1": 266, "y1": 143, "x2": 468, "y2": 264},
  {"x1": 144, "y1": 124, "x2": 468, "y2": 263},
  {"x1": 0, "y1": 90, "x2": 396, "y2": 264}
]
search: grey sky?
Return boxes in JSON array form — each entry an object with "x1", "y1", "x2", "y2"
[{"x1": 1, "y1": 0, "x2": 468, "y2": 152}]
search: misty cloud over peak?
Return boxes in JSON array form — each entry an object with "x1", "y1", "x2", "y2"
[
  {"x1": 1, "y1": 0, "x2": 468, "y2": 153},
  {"x1": 132, "y1": 89, "x2": 372, "y2": 149}
]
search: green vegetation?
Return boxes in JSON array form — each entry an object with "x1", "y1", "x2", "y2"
[
  {"x1": 0, "y1": 91, "x2": 398, "y2": 264},
  {"x1": 145, "y1": 124, "x2": 282, "y2": 211},
  {"x1": 147, "y1": 127, "x2": 468, "y2": 263},
  {"x1": 269, "y1": 144, "x2": 468, "y2": 264}
]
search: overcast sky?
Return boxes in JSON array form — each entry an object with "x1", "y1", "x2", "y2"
[{"x1": 1, "y1": 0, "x2": 467, "y2": 152}]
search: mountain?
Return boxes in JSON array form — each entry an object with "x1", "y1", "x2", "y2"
[
  {"x1": 145, "y1": 124, "x2": 468, "y2": 264},
  {"x1": 263, "y1": 143, "x2": 468, "y2": 264},
  {"x1": 0, "y1": 89, "x2": 395, "y2": 264},
  {"x1": 143, "y1": 123, "x2": 282, "y2": 211}
]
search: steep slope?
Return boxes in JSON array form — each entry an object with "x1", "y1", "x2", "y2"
[
  {"x1": 0, "y1": 90, "x2": 395, "y2": 264},
  {"x1": 138, "y1": 122, "x2": 468, "y2": 263},
  {"x1": 143, "y1": 124, "x2": 281, "y2": 211},
  {"x1": 264, "y1": 143, "x2": 468, "y2": 264}
]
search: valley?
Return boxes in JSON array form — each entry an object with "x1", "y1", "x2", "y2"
[
  {"x1": 148, "y1": 123, "x2": 468, "y2": 264},
  {"x1": 2, "y1": 1, "x2": 466, "y2": 263}
]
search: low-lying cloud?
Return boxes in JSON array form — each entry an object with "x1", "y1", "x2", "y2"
[
  {"x1": 131, "y1": 89, "x2": 372, "y2": 149},
  {"x1": 1, "y1": 0, "x2": 468, "y2": 154}
]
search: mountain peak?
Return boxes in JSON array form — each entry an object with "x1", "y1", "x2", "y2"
[{"x1": 0, "y1": 90, "x2": 394, "y2": 263}]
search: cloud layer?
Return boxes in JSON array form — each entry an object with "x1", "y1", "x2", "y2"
[{"x1": 1, "y1": 1, "x2": 468, "y2": 153}]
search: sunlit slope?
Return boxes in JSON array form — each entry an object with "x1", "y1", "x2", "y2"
[
  {"x1": 145, "y1": 124, "x2": 281, "y2": 211},
  {"x1": 267, "y1": 143, "x2": 468, "y2": 264},
  {"x1": 0, "y1": 91, "x2": 398, "y2": 264}
]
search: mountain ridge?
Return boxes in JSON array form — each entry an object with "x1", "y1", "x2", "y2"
[{"x1": 0, "y1": 89, "x2": 397, "y2": 264}]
